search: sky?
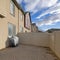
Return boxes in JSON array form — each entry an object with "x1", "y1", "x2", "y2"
[{"x1": 16, "y1": 0, "x2": 60, "y2": 31}]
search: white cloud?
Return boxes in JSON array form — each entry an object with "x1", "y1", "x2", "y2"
[
  {"x1": 23, "y1": 0, "x2": 58, "y2": 15},
  {"x1": 36, "y1": 19, "x2": 60, "y2": 27},
  {"x1": 41, "y1": 0, "x2": 57, "y2": 8},
  {"x1": 36, "y1": 13, "x2": 60, "y2": 26},
  {"x1": 31, "y1": 9, "x2": 38, "y2": 15},
  {"x1": 24, "y1": 0, "x2": 40, "y2": 12},
  {"x1": 50, "y1": 9, "x2": 60, "y2": 14},
  {"x1": 23, "y1": 0, "x2": 34, "y2": 4},
  {"x1": 16, "y1": 0, "x2": 60, "y2": 31},
  {"x1": 16, "y1": 0, "x2": 22, "y2": 4},
  {"x1": 16, "y1": 0, "x2": 58, "y2": 15},
  {"x1": 16, "y1": 0, "x2": 60, "y2": 26},
  {"x1": 36, "y1": 2, "x2": 60, "y2": 19}
]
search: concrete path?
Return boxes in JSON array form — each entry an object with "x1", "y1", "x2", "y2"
[{"x1": 0, "y1": 44, "x2": 59, "y2": 60}]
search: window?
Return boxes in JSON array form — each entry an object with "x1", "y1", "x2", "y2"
[
  {"x1": 8, "y1": 23, "x2": 16, "y2": 36},
  {"x1": 24, "y1": 12, "x2": 31, "y2": 29},
  {"x1": 19, "y1": 13, "x2": 23, "y2": 21},
  {"x1": 20, "y1": 26, "x2": 23, "y2": 32},
  {"x1": 21, "y1": 14, "x2": 23, "y2": 20},
  {"x1": 10, "y1": 0, "x2": 15, "y2": 16}
]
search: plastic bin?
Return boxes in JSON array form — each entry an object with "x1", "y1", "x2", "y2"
[{"x1": 8, "y1": 36, "x2": 19, "y2": 47}]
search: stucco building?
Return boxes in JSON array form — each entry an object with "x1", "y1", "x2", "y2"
[
  {"x1": 0, "y1": 0, "x2": 27, "y2": 49},
  {"x1": 18, "y1": 9, "x2": 25, "y2": 33},
  {"x1": 31, "y1": 23, "x2": 38, "y2": 32},
  {"x1": 24, "y1": 12, "x2": 32, "y2": 32},
  {"x1": 46, "y1": 28, "x2": 60, "y2": 33}
]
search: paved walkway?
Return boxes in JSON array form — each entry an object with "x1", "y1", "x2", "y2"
[{"x1": 0, "y1": 44, "x2": 59, "y2": 60}]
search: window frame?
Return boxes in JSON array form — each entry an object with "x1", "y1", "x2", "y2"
[
  {"x1": 19, "y1": 12, "x2": 23, "y2": 21},
  {"x1": 8, "y1": 23, "x2": 16, "y2": 36},
  {"x1": 20, "y1": 26, "x2": 24, "y2": 32},
  {"x1": 10, "y1": 0, "x2": 15, "y2": 16}
]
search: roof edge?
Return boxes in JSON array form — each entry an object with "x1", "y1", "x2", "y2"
[{"x1": 12, "y1": 0, "x2": 25, "y2": 14}]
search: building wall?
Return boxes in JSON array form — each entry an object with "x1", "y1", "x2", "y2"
[
  {"x1": 0, "y1": 0, "x2": 7, "y2": 17},
  {"x1": 18, "y1": 32, "x2": 50, "y2": 47},
  {"x1": 50, "y1": 33, "x2": 55, "y2": 52},
  {"x1": 19, "y1": 10, "x2": 24, "y2": 33},
  {"x1": 50, "y1": 31, "x2": 60, "y2": 59},
  {"x1": 31, "y1": 25, "x2": 38, "y2": 32},
  {"x1": 24, "y1": 28, "x2": 31, "y2": 32},
  {"x1": 18, "y1": 32, "x2": 60, "y2": 59},
  {"x1": 0, "y1": 0, "x2": 20, "y2": 49},
  {"x1": 0, "y1": 0, "x2": 19, "y2": 33},
  {"x1": 24, "y1": 12, "x2": 31, "y2": 32},
  {"x1": 31, "y1": 23, "x2": 38, "y2": 32},
  {"x1": 0, "y1": 18, "x2": 8, "y2": 49}
]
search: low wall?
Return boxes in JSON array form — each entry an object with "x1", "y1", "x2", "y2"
[
  {"x1": 18, "y1": 32, "x2": 50, "y2": 47},
  {"x1": 50, "y1": 31, "x2": 60, "y2": 59}
]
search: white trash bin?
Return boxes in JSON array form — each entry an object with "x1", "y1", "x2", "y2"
[
  {"x1": 13, "y1": 36, "x2": 19, "y2": 46},
  {"x1": 8, "y1": 36, "x2": 19, "y2": 47}
]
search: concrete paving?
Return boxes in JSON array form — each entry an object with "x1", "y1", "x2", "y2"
[{"x1": 0, "y1": 44, "x2": 59, "y2": 60}]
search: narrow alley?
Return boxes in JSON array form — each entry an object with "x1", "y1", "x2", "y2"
[{"x1": 0, "y1": 44, "x2": 59, "y2": 60}]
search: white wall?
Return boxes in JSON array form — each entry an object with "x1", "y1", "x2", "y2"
[
  {"x1": 50, "y1": 31, "x2": 60, "y2": 59},
  {"x1": 18, "y1": 32, "x2": 60, "y2": 59},
  {"x1": 18, "y1": 32, "x2": 50, "y2": 47}
]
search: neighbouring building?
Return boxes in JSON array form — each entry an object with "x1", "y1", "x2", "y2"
[
  {"x1": 38, "y1": 30, "x2": 43, "y2": 32},
  {"x1": 46, "y1": 28, "x2": 60, "y2": 33},
  {"x1": 24, "y1": 12, "x2": 32, "y2": 32},
  {"x1": 0, "y1": 0, "x2": 25, "y2": 49},
  {"x1": 18, "y1": 9, "x2": 25, "y2": 33},
  {"x1": 31, "y1": 23, "x2": 38, "y2": 32}
]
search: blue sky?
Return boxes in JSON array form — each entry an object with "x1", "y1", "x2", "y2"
[{"x1": 17, "y1": 0, "x2": 60, "y2": 31}]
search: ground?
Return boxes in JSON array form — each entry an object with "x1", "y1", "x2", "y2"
[{"x1": 0, "y1": 44, "x2": 59, "y2": 60}]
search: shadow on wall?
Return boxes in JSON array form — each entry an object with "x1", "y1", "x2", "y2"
[
  {"x1": 17, "y1": 32, "x2": 50, "y2": 47},
  {"x1": 5, "y1": 38, "x2": 10, "y2": 48}
]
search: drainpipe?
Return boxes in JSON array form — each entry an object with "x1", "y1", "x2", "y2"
[{"x1": 18, "y1": 9, "x2": 19, "y2": 33}]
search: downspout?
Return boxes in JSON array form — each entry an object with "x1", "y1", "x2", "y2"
[{"x1": 18, "y1": 9, "x2": 19, "y2": 33}]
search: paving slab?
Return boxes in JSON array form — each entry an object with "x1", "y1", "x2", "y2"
[{"x1": 0, "y1": 44, "x2": 59, "y2": 60}]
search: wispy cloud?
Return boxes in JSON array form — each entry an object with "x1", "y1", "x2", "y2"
[
  {"x1": 19, "y1": 0, "x2": 58, "y2": 14},
  {"x1": 41, "y1": 0, "x2": 57, "y2": 8},
  {"x1": 16, "y1": 0, "x2": 60, "y2": 30},
  {"x1": 36, "y1": 2, "x2": 60, "y2": 27},
  {"x1": 24, "y1": 0, "x2": 40, "y2": 12},
  {"x1": 16, "y1": 0, "x2": 22, "y2": 4},
  {"x1": 16, "y1": 0, "x2": 58, "y2": 15},
  {"x1": 36, "y1": 19, "x2": 60, "y2": 26},
  {"x1": 36, "y1": 14, "x2": 60, "y2": 26},
  {"x1": 36, "y1": 2, "x2": 60, "y2": 19},
  {"x1": 25, "y1": 0, "x2": 57, "y2": 14}
]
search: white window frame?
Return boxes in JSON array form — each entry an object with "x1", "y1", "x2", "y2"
[
  {"x1": 19, "y1": 12, "x2": 23, "y2": 21},
  {"x1": 8, "y1": 23, "x2": 16, "y2": 36},
  {"x1": 20, "y1": 26, "x2": 23, "y2": 32},
  {"x1": 10, "y1": 0, "x2": 15, "y2": 16}
]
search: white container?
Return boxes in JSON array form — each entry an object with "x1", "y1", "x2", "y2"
[
  {"x1": 8, "y1": 36, "x2": 19, "y2": 47},
  {"x1": 13, "y1": 36, "x2": 19, "y2": 46}
]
